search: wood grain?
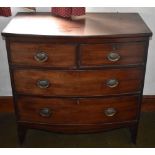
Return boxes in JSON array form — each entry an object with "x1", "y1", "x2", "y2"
[
  {"x1": 0, "y1": 95, "x2": 155, "y2": 113},
  {"x1": 10, "y1": 42, "x2": 76, "y2": 68},
  {"x1": 80, "y1": 42, "x2": 146, "y2": 67},
  {"x1": 18, "y1": 121, "x2": 137, "y2": 134},
  {"x1": 13, "y1": 68, "x2": 143, "y2": 97},
  {"x1": 17, "y1": 95, "x2": 139, "y2": 124},
  {"x1": 1, "y1": 12, "x2": 152, "y2": 144},
  {"x1": 2, "y1": 13, "x2": 152, "y2": 38}
]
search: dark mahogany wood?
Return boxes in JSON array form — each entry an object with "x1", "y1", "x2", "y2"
[
  {"x1": 1, "y1": 95, "x2": 155, "y2": 113},
  {"x1": 17, "y1": 95, "x2": 139, "y2": 124},
  {"x1": 1, "y1": 12, "x2": 152, "y2": 145},
  {"x1": 13, "y1": 68, "x2": 143, "y2": 97},
  {"x1": 1, "y1": 12, "x2": 152, "y2": 38},
  {"x1": 18, "y1": 120, "x2": 138, "y2": 134},
  {"x1": 10, "y1": 42, "x2": 76, "y2": 68},
  {"x1": 129, "y1": 124, "x2": 139, "y2": 144},
  {"x1": 80, "y1": 42, "x2": 146, "y2": 67},
  {"x1": 17, "y1": 124, "x2": 27, "y2": 145},
  {"x1": 7, "y1": 36, "x2": 151, "y2": 44}
]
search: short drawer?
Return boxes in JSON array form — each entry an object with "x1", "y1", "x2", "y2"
[
  {"x1": 13, "y1": 68, "x2": 143, "y2": 97},
  {"x1": 17, "y1": 95, "x2": 139, "y2": 124},
  {"x1": 10, "y1": 42, "x2": 76, "y2": 68},
  {"x1": 80, "y1": 42, "x2": 146, "y2": 67}
]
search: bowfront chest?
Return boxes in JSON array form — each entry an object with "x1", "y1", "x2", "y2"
[{"x1": 2, "y1": 12, "x2": 152, "y2": 144}]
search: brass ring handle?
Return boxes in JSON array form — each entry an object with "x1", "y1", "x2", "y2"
[
  {"x1": 107, "y1": 52, "x2": 120, "y2": 62},
  {"x1": 34, "y1": 51, "x2": 48, "y2": 62},
  {"x1": 37, "y1": 79, "x2": 50, "y2": 89},
  {"x1": 39, "y1": 108, "x2": 52, "y2": 117},
  {"x1": 106, "y1": 78, "x2": 119, "y2": 88},
  {"x1": 104, "y1": 108, "x2": 117, "y2": 117}
]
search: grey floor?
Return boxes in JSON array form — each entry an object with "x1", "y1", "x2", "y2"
[{"x1": 0, "y1": 112, "x2": 155, "y2": 148}]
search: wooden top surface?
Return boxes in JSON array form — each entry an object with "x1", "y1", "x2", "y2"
[{"x1": 1, "y1": 12, "x2": 152, "y2": 38}]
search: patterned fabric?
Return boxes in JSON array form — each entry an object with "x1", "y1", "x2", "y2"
[
  {"x1": 0, "y1": 7, "x2": 11, "y2": 17},
  {"x1": 52, "y1": 7, "x2": 85, "y2": 18}
]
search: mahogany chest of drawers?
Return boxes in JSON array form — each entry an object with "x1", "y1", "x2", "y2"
[{"x1": 2, "y1": 12, "x2": 152, "y2": 144}]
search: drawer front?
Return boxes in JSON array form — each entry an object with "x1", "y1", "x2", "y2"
[
  {"x1": 10, "y1": 42, "x2": 76, "y2": 68},
  {"x1": 17, "y1": 95, "x2": 139, "y2": 124},
  {"x1": 80, "y1": 42, "x2": 146, "y2": 67},
  {"x1": 13, "y1": 68, "x2": 143, "y2": 97}
]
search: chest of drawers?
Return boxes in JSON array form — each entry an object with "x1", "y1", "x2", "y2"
[{"x1": 2, "y1": 12, "x2": 152, "y2": 144}]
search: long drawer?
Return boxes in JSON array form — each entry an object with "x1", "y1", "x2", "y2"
[
  {"x1": 17, "y1": 95, "x2": 139, "y2": 124},
  {"x1": 10, "y1": 42, "x2": 76, "y2": 68},
  {"x1": 13, "y1": 68, "x2": 143, "y2": 97},
  {"x1": 80, "y1": 42, "x2": 146, "y2": 67}
]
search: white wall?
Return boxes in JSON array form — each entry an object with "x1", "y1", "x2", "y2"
[{"x1": 0, "y1": 7, "x2": 155, "y2": 96}]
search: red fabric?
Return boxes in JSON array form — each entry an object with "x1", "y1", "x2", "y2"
[
  {"x1": 0, "y1": 7, "x2": 11, "y2": 17},
  {"x1": 52, "y1": 7, "x2": 85, "y2": 18}
]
